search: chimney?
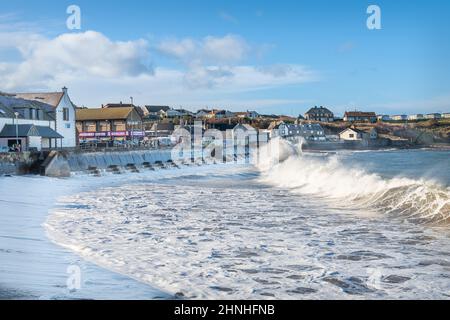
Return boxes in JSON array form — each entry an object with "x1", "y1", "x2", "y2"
[{"x1": 62, "y1": 86, "x2": 68, "y2": 94}]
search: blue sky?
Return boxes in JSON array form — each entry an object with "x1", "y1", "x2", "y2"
[{"x1": 1, "y1": 0, "x2": 449, "y2": 115}]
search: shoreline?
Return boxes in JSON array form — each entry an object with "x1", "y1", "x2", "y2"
[
  {"x1": 0, "y1": 174, "x2": 173, "y2": 300},
  {"x1": 1, "y1": 149, "x2": 449, "y2": 299}
]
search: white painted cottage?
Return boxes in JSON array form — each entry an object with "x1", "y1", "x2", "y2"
[
  {"x1": 339, "y1": 127, "x2": 378, "y2": 141},
  {"x1": 11, "y1": 87, "x2": 77, "y2": 147}
]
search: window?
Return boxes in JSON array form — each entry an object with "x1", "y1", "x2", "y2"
[
  {"x1": 85, "y1": 121, "x2": 96, "y2": 132},
  {"x1": 63, "y1": 108, "x2": 70, "y2": 121},
  {"x1": 349, "y1": 134, "x2": 354, "y2": 138},
  {"x1": 114, "y1": 121, "x2": 126, "y2": 131}
]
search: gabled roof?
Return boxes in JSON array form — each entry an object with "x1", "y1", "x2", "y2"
[
  {"x1": 215, "y1": 110, "x2": 233, "y2": 115},
  {"x1": 268, "y1": 121, "x2": 284, "y2": 130},
  {"x1": 76, "y1": 107, "x2": 136, "y2": 121},
  {"x1": 234, "y1": 123, "x2": 255, "y2": 131},
  {"x1": 344, "y1": 111, "x2": 376, "y2": 117},
  {"x1": 305, "y1": 106, "x2": 333, "y2": 115},
  {"x1": 175, "y1": 108, "x2": 193, "y2": 113},
  {"x1": 11, "y1": 92, "x2": 64, "y2": 108},
  {"x1": 0, "y1": 95, "x2": 55, "y2": 115},
  {"x1": 0, "y1": 124, "x2": 63, "y2": 138},
  {"x1": 103, "y1": 103, "x2": 135, "y2": 108},
  {"x1": 0, "y1": 103, "x2": 16, "y2": 118},
  {"x1": 146, "y1": 105, "x2": 171, "y2": 113},
  {"x1": 196, "y1": 109, "x2": 214, "y2": 114}
]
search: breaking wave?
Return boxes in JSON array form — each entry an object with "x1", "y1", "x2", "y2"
[{"x1": 258, "y1": 141, "x2": 450, "y2": 225}]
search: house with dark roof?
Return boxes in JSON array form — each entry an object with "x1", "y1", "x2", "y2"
[
  {"x1": 75, "y1": 107, "x2": 143, "y2": 142},
  {"x1": 0, "y1": 124, "x2": 62, "y2": 151},
  {"x1": 147, "y1": 122, "x2": 175, "y2": 137},
  {"x1": 304, "y1": 106, "x2": 334, "y2": 122},
  {"x1": 343, "y1": 111, "x2": 377, "y2": 123},
  {"x1": 166, "y1": 108, "x2": 194, "y2": 118},
  {"x1": 278, "y1": 123, "x2": 326, "y2": 141},
  {"x1": 195, "y1": 109, "x2": 216, "y2": 119},
  {"x1": 11, "y1": 87, "x2": 77, "y2": 147},
  {"x1": 145, "y1": 105, "x2": 171, "y2": 119},
  {"x1": 0, "y1": 94, "x2": 62, "y2": 151},
  {"x1": 214, "y1": 110, "x2": 235, "y2": 119}
]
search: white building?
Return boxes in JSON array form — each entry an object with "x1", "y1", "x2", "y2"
[
  {"x1": 339, "y1": 127, "x2": 378, "y2": 141},
  {"x1": 377, "y1": 115, "x2": 391, "y2": 121},
  {"x1": 167, "y1": 108, "x2": 193, "y2": 118},
  {"x1": 278, "y1": 123, "x2": 326, "y2": 141},
  {"x1": 442, "y1": 113, "x2": 450, "y2": 119},
  {"x1": 0, "y1": 95, "x2": 63, "y2": 151},
  {"x1": 391, "y1": 115, "x2": 408, "y2": 121},
  {"x1": 408, "y1": 114, "x2": 424, "y2": 121},
  {"x1": 11, "y1": 87, "x2": 77, "y2": 147},
  {"x1": 425, "y1": 113, "x2": 442, "y2": 120}
]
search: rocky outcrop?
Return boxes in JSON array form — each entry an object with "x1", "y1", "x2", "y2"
[{"x1": 0, "y1": 152, "x2": 40, "y2": 175}]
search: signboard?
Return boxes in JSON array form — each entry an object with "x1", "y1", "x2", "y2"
[
  {"x1": 110, "y1": 131, "x2": 128, "y2": 137},
  {"x1": 79, "y1": 131, "x2": 145, "y2": 138}
]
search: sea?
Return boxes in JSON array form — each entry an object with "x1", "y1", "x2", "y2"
[{"x1": 44, "y1": 145, "x2": 450, "y2": 299}]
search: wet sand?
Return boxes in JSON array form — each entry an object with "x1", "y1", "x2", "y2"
[{"x1": 0, "y1": 175, "x2": 172, "y2": 300}]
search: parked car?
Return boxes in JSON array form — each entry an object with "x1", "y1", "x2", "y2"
[{"x1": 0, "y1": 146, "x2": 9, "y2": 153}]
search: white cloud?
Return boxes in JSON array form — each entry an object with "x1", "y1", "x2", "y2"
[
  {"x1": 1, "y1": 30, "x2": 152, "y2": 90},
  {"x1": 155, "y1": 35, "x2": 310, "y2": 90},
  {"x1": 0, "y1": 27, "x2": 317, "y2": 108},
  {"x1": 157, "y1": 34, "x2": 250, "y2": 66}
]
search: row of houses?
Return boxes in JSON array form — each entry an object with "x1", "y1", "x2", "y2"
[
  {"x1": 304, "y1": 107, "x2": 450, "y2": 123},
  {"x1": 378, "y1": 113, "x2": 450, "y2": 121},
  {"x1": 143, "y1": 106, "x2": 261, "y2": 120},
  {"x1": 1, "y1": 87, "x2": 448, "y2": 152}
]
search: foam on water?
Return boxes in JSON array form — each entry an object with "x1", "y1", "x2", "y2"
[
  {"x1": 258, "y1": 142, "x2": 450, "y2": 224},
  {"x1": 45, "y1": 149, "x2": 450, "y2": 299}
]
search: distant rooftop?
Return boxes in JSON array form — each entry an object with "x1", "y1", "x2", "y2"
[{"x1": 76, "y1": 107, "x2": 137, "y2": 121}]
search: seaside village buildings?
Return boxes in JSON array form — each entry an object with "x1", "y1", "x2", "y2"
[
  {"x1": 0, "y1": 87, "x2": 76, "y2": 151},
  {"x1": 75, "y1": 107, "x2": 144, "y2": 144},
  {"x1": 0, "y1": 87, "x2": 449, "y2": 153},
  {"x1": 304, "y1": 106, "x2": 334, "y2": 122}
]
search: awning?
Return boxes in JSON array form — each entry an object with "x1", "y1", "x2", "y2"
[{"x1": 0, "y1": 124, "x2": 63, "y2": 139}]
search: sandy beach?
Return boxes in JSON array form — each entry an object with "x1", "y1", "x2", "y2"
[{"x1": 0, "y1": 174, "x2": 172, "y2": 300}]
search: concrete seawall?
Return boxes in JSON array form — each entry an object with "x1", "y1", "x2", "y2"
[
  {"x1": 0, "y1": 146, "x2": 240, "y2": 176},
  {"x1": 44, "y1": 148, "x2": 209, "y2": 177},
  {"x1": 66, "y1": 149, "x2": 173, "y2": 172}
]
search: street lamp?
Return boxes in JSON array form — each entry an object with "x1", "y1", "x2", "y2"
[{"x1": 14, "y1": 112, "x2": 19, "y2": 151}]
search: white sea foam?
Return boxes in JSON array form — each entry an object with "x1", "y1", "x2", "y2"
[
  {"x1": 45, "y1": 149, "x2": 450, "y2": 299},
  {"x1": 257, "y1": 141, "x2": 450, "y2": 224}
]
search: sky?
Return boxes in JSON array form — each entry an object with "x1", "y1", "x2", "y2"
[{"x1": 1, "y1": 0, "x2": 450, "y2": 116}]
